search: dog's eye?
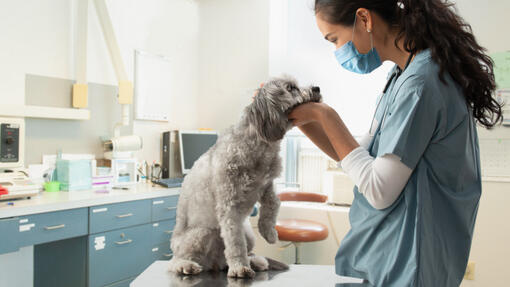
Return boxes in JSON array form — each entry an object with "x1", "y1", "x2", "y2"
[{"x1": 286, "y1": 85, "x2": 296, "y2": 92}]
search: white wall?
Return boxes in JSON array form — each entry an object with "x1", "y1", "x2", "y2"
[
  {"x1": 0, "y1": 0, "x2": 73, "y2": 105},
  {"x1": 454, "y1": 0, "x2": 510, "y2": 54},
  {"x1": 269, "y1": 0, "x2": 394, "y2": 136},
  {"x1": 0, "y1": 0, "x2": 201, "y2": 164},
  {"x1": 104, "y1": 0, "x2": 201, "y2": 163},
  {"x1": 0, "y1": 0, "x2": 202, "y2": 285},
  {"x1": 196, "y1": 0, "x2": 270, "y2": 130}
]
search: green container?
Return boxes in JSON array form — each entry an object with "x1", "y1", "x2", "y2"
[{"x1": 44, "y1": 181, "x2": 60, "y2": 192}]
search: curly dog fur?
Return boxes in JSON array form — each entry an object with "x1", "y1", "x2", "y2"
[{"x1": 168, "y1": 76, "x2": 322, "y2": 278}]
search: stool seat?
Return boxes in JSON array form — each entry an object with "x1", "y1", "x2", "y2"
[
  {"x1": 277, "y1": 192, "x2": 328, "y2": 203},
  {"x1": 275, "y1": 219, "x2": 329, "y2": 242}
]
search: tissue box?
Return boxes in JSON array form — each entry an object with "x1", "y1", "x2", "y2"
[{"x1": 56, "y1": 159, "x2": 92, "y2": 191}]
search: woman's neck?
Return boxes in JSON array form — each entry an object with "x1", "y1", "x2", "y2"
[{"x1": 377, "y1": 29, "x2": 413, "y2": 70}]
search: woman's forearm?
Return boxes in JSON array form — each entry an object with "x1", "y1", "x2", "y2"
[
  {"x1": 298, "y1": 122, "x2": 340, "y2": 161},
  {"x1": 316, "y1": 105, "x2": 359, "y2": 160}
]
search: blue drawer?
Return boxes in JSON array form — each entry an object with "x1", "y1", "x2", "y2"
[
  {"x1": 17, "y1": 208, "x2": 88, "y2": 247},
  {"x1": 151, "y1": 196, "x2": 178, "y2": 222},
  {"x1": 151, "y1": 242, "x2": 173, "y2": 262},
  {"x1": 88, "y1": 224, "x2": 152, "y2": 287},
  {"x1": 89, "y1": 200, "x2": 151, "y2": 234},
  {"x1": 151, "y1": 220, "x2": 175, "y2": 246},
  {"x1": 0, "y1": 217, "x2": 19, "y2": 254}
]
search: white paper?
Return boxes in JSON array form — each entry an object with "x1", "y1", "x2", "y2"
[
  {"x1": 28, "y1": 164, "x2": 50, "y2": 182},
  {"x1": 19, "y1": 219, "x2": 28, "y2": 224},
  {"x1": 94, "y1": 236, "x2": 106, "y2": 250},
  {"x1": 92, "y1": 207, "x2": 108, "y2": 213},
  {"x1": 19, "y1": 223, "x2": 35, "y2": 232},
  {"x1": 153, "y1": 200, "x2": 164, "y2": 205}
]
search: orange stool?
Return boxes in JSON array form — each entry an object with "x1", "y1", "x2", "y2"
[{"x1": 276, "y1": 192, "x2": 329, "y2": 264}]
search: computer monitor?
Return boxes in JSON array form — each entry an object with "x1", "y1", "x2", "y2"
[{"x1": 178, "y1": 130, "x2": 218, "y2": 174}]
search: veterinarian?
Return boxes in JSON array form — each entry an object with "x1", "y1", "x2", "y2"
[{"x1": 287, "y1": 0, "x2": 502, "y2": 286}]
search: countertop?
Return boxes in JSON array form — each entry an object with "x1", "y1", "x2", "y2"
[
  {"x1": 0, "y1": 183, "x2": 180, "y2": 218},
  {"x1": 131, "y1": 261, "x2": 369, "y2": 287}
]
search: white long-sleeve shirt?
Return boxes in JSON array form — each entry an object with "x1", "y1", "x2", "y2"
[{"x1": 337, "y1": 120, "x2": 413, "y2": 210}]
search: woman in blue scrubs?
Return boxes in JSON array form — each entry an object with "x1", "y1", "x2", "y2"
[{"x1": 288, "y1": 0, "x2": 503, "y2": 286}]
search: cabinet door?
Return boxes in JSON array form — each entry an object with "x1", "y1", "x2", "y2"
[
  {"x1": 89, "y1": 200, "x2": 151, "y2": 234},
  {"x1": 18, "y1": 208, "x2": 88, "y2": 247},
  {"x1": 151, "y1": 196, "x2": 178, "y2": 222},
  {"x1": 88, "y1": 224, "x2": 152, "y2": 287},
  {"x1": 0, "y1": 217, "x2": 19, "y2": 254},
  {"x1": 150, "y1": 220, "x2": 175, "y2": 246},
  {"x1": 151, "y1": 242, "x2": 173, "y2": 262}
]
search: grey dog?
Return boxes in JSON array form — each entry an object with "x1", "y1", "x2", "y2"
[{"x1": 168, "y1": 76, "x2": 322, "y2": 278}]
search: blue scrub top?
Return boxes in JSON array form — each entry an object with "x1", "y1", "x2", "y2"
[{"x1": 335, "y1": 50, "x2": 481, "y2": 286}]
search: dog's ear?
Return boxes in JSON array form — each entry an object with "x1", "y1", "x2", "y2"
[{"x1": 248, "y1": 89, "x2": 287, "y2": 142}]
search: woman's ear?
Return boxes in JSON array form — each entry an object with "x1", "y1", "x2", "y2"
[{"x1": 356, "y1": 8, "x2": 373, "y2": 33}]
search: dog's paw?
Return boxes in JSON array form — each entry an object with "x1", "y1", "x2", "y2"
[
  {"x1": 168, "y1": 258, "x2": 203, "y2": 275},
  {"x1": 249, "y1": 255, "x2": 269, "y2": 271},
  {"x1": 259, "y1": 225, "x2": 278, "y2": 244},
  {"x1": 227, "y1": 264, "x2": 255, "y2": 278}
]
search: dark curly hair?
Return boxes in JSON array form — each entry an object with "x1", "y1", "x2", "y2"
[{"x1": 315, "y1": 0, "x2": 503, "y2": 128}]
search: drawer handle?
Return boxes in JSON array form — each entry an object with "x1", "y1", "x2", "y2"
[
  {"x1": 166, "y1": 207, "x2": 177, "y2": 211},
  {"x1": 44, "y1": 224, "x2": 65, "y2": 230},
  {"x1": 163, "y1": 253, "x2": 173, "y2": 258},
  {"x1": 116, "y1": 213, "x2": 133, "y2": 218},
  {"x1": 164, "y1": 230, "x2": 173, "y2": 234},
  {"x1": 115, "y1": 239, "x2": 133, "y2": 245}
]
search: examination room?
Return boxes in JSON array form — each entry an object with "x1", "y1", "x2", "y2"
[{"x1": 1, "y1": 0, "x2": 509, "y2": 286}]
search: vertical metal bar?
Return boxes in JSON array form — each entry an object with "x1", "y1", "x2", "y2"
[
  {"x1": 93, "y1": 0, "x2": 128, "y2": 82},
  {"x1": 74, "y1": 0, "x2": 88, "y2": 84},
  {"x1": 294, "y1": 242, "x2": 301, "y2": 264}
]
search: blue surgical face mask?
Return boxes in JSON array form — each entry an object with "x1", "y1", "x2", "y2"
[{"x1": 334, "y1": 16, "x2": 382, "y2": 74}]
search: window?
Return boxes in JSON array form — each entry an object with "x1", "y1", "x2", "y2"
[{"x1": 277, "y1": 130, "x2": 331, "y2": 193}]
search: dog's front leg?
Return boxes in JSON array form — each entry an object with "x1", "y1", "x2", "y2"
[
  {"x1": 218, "y1": 208, "x2": 255, "y2": 278},
  {"x1": 258, "y1": 183, "x2": 280, "y2": 244}
]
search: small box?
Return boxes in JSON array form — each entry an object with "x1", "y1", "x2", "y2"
[
  {"x1": 112, "y1": 159, "x2": 137, "y2": 186},
  {"x1": 72, "y1": 84, "x2": 88, "y2": 108},
  {"x1": 56, "y1": 159, "x2": 92, "y2": 191}
]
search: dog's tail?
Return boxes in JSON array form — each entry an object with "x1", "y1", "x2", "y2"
[{"x1": 266, "y1": 257, "x2": 289, "y2": 270}]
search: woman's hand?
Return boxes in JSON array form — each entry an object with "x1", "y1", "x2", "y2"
[{"x1": 288, "y1": 102, "x2": 329, "y2": 127}]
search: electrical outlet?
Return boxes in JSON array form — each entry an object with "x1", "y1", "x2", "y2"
[{"x1": 464, "y1": 261, "x2": 475, "y2": 280}]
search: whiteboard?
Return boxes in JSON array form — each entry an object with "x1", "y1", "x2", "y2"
[{"x1": 134, "y1": 50, "x2": 172, "y2": 122}]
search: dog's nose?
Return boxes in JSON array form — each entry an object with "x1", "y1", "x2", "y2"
[{"x1": 311, "y1": 86, "x2": 320, "y2": 93}]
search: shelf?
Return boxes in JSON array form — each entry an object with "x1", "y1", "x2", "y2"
[{"x1": 0, "y1": 105, "x2": 90, "y2": 120}]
